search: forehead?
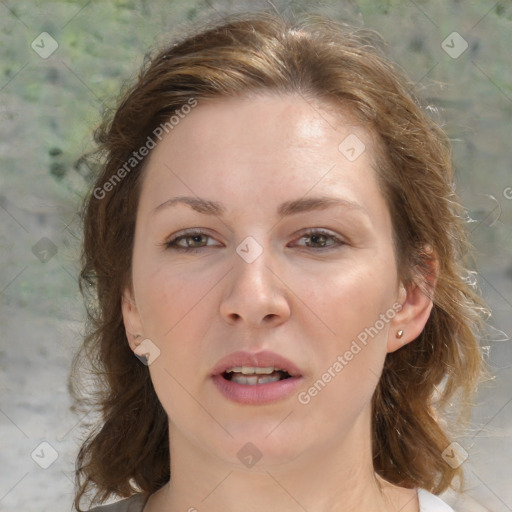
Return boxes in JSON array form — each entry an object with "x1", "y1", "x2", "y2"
[
  {"x1": 150, "y1": 93, "x2": 372, "y2": 157},
  {"x1": 137, "y1": 94, "x2": 386, "y2": 223}
]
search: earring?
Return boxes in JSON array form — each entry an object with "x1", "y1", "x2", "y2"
[
  {"x1": 396, "y1": 329, "x2": 404, "y2": 339},
  {"x1": 134, "y1": 343, "x2": 149, "y2": 361}
]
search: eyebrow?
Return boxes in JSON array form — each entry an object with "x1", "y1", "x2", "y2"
[{"x1": 152, "y1": 195, "x2": 369, "y2": 219}]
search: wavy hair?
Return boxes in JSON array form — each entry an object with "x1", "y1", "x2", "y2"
[{"x1": 70, "y1": 10, "x2": 489, "y2": 510}]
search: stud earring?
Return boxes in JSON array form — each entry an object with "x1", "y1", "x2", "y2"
[
  {"x1": 134, "y1": 343, "x2": 149, "y2": 361},
  {"x1": 396, "y1": 329, "x2": 404, "y2": 339}
]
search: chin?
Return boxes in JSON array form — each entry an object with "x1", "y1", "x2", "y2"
[{"x1": 211, "y1": 417, "x2": 310, "y2": 467}]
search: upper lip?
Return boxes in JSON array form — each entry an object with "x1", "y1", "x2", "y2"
[{"x1": 211, "y1": 350, "x2": 302, "y2": 378}]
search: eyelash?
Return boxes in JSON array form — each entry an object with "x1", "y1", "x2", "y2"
[{"x1": 164, "y1": 228, "x2": 345, "y2": 253}]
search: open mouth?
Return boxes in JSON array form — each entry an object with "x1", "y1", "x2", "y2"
[
  {"x1": 211, "y1": 351, "x2": 303, "y2": 403},
  {"x1": 222, "y1": 366, "x2": 292, "y2": 385}
]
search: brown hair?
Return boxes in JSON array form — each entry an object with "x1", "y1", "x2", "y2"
[{"x1": 70, "y1": 10, "x2": 488, "y2": 510}]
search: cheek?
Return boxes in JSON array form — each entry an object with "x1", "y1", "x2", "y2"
[
  {"x1": 302, "y1": 258, "x2": 396, "y2": 404},
  {"x1": 133, "y1": 254, "x2": 216, "y2": 339},
  {"x1": 298, "y1": 268, "x2": 393, "y2": 423},
  {"x1": 133, "y1": 260, "x2": 223, "y2": 393},
  {"x1": 315, "y1": 261, "x2": 396, "y2": 340},
  {"x1": 138, "y1": 268, "x2": 215, "y2": 416}
]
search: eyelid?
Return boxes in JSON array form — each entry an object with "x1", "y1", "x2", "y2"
[
  {"x1": 164, "y1": 227, "x2": 346, "y2": 252},
  {"x1": 291, "y1": 228, "x2": 346, "y2": 248},
  {"x1": 164, "y1": 228, "x2": 222, "y2": 249}
]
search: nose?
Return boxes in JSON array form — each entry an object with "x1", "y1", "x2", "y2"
[{"x1": 219, "y1": 243, "x2": 291, "y2": 328}]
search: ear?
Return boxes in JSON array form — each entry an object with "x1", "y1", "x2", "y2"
[
  {"x1": 387, "y1": 248, "x2": 437, "y2": 353},
  {"x1": 121, "y1": 286, "x2": 144, "y2": 352}
]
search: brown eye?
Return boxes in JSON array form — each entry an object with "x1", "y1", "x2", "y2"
[
  {"x1": 294, "y1": 229, "x2": 345, "y2": 249},
  {"x1": 165, "y1": 230, "x2": 220, "y2": 252}
]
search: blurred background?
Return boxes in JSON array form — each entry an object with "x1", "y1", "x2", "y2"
[{"x1": 0, "y1": 1, "x2": 510, "y2": 511}]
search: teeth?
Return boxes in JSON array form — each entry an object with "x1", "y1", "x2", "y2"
[
  {"x1": 227, "y1": 366, "x2": 281, "y2": 375},
  {"x1": 230, "y1": 374, "x2": 282, "y2": 385},
  {"x1": 222, "y1": 366, "x2": 293, "y2": 385}
]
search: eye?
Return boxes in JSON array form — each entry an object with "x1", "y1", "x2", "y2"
[
  {"x1": 163, "y1": 228, "x2": 345, "y2": 253},
  {"x1": 164, "y1": 229, "x2": 220, "y2": 252},
  {"x1": 292, "y1": 229, "x2": 345, "y2": 250}
]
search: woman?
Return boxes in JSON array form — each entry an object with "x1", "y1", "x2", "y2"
[{"x1": 70, "y1": 11, "x2": 488, "y2": 512}]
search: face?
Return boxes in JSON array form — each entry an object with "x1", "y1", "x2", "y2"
[{"x1": 122, "y1": 94, "x2": 428, "y2": 470}]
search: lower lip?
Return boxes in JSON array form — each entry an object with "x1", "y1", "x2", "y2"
[{"x1": 212, "y1": 374, "x2": 303, "y2": 405}]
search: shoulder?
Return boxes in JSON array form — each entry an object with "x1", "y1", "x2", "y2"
[
  {"x1": 88, "y1": 493, "x2": 150, "y2": 512},
  {"x1": 418, "y1": 489, "x2": 456, "y2": 512}
]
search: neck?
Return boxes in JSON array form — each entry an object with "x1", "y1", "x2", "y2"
[{"x1": 145, "y1": 411, "x2": 419, "y2": 512}]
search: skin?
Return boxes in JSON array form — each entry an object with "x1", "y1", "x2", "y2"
[{"x1": 122, "y1": 94, "x2": 435, "y2": 512}]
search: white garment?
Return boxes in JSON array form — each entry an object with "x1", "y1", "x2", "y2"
[{"x1": 418, "y1": 488, "x2": 455, "y2": 511}]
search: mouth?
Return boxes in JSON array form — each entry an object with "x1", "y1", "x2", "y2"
[
  {"x1": 221, "y1": 366, "x2": 293, "y2": 385},
  {"x1": 211, "y1": 350, "x2": 303, "y2": 405}
]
